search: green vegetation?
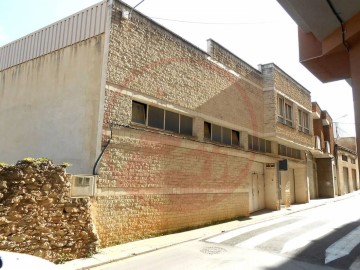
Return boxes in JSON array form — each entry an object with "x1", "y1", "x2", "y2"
[
  {"x1": 0, "y1": 162, "x2": 10, "y2": 167},
  {"x1": 23, "y1": 157, "x2": 50, "y2": 163},
  {"x1": 61, "y1": 162, "x2": 72, "y2": 167}
]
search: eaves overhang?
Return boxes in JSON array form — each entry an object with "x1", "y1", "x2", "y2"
[{"x1": 277, "y1": 0, "x2": 360, "y2": 83}]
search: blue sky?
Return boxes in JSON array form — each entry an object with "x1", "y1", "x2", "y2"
[{"x1": 0, "y1": 0, "x2": 355, "y2": 136}]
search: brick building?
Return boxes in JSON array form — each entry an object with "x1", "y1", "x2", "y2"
[{"x1": 0, "y1": 0, "x2": 317, "y2": 246}]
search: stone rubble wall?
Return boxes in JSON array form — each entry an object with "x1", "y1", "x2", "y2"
[{"x1": 0, "y1": 159, "x2": 98, "y2": 263}]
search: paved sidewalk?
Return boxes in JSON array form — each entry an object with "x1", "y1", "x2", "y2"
[{"x1": 58, "y1": 191, "x2": 360, "y2": 270}]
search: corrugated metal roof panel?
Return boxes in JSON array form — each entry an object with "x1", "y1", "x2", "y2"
[{"x1": 0, "y1": 0, "x2": 107, "y2": 71}]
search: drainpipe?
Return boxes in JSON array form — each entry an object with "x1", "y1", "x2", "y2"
[{"x1": 92, "y1": 123, "x2": 113, "y2": 175}]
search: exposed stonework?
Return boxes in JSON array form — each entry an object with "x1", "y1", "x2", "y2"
[
  {"x1": 95, "y1": 129, "x2": 250, "y2": 246},
  {"x1": 0, "y1": 159, "x2": 98, "y2": 263},
  {"x1": 106, "y1": 2, "x2": 264, "y2": 133}
]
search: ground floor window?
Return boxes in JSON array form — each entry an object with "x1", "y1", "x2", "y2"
[
  {"x1": 204, "y1": 122, "x2": 241, "y2": 147},
  {"x1": 131, "y1": 100, "x2": 193, "y2": 136}
]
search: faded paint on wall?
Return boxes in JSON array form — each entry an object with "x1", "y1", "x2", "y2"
[{"x1": 0, "y1": 35, "x2": 105, "y2": 173}]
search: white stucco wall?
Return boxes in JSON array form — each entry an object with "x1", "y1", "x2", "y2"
[{"x1": 0, "y1": 35, "x2": 105, "y2": 173}]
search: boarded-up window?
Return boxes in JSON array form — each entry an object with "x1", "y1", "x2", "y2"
[
  {"x1": 148, "y1": 106, "x2": 164, "y2": 129},
  {"x1": 204, "y1": 122, "x2": 211, "y2": 140},
  {"x1": 180, "y1": 115, "x2": 193, "y2": 136},
  {"x1": 132, "y1": 101, "x2": 147, "y2": 125},
  {"x1": 165, "y1": 111, "x2": 179, "y2": 133},
  {"x1": 212, "y1": 124, "x2": 222, "y2": 143},
  {"x1": 232, "y1": 130, "x2": 240, "y2": 146}
]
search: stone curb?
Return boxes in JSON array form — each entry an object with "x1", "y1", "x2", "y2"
[{"x1": 57, "y1": 191, "x2": 360, "y2": 270}]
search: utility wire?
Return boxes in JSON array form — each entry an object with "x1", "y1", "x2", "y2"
[{"x1": 149, "y1": 16, "x2": 278, "y2": 25}]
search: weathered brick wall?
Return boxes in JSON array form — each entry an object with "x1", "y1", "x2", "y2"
[
  {"x1": 94, "y1": 128, "x2": 250, "y2": 246},
  {"x1": 0, "y1": 159, "x2": 98, "y2": 263}
]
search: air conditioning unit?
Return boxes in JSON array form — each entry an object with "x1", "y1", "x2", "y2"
[
  {"x1": 315, "y1": 136, "x2": 321, "y2": 150},
  {"x1": 70, "y1": 175, "x2": 96, "y2": 197}
]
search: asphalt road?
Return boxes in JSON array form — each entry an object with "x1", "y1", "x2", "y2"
[{"x1": 93, "y1": 195, "x2": 360, "y2": 270}]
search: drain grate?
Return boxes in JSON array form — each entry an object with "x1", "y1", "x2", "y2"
[{"x1": 200, "y1": 246, "x2": 226, "y2": 255}]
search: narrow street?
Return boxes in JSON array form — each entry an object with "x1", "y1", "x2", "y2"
[{"x1": 92, "y1": 194, "x2": 360, "y2": 270}]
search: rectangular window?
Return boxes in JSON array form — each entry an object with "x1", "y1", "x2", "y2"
[
  {"x1": 278, "y1": 144, "x2": 286, "y2": 156},
  {"x1": 205, "y1": 122, "x2": 241, "y2": 147},
  {"x1": 204, "y1": 122, "x2": 211, "y2": 140},
  {"x1": 148, "y1": 106, "x2": 164, "y2": 129},
  {"x1": 266, "y1": 141, "x2": 272, "y2": 153},
  {"x1": 285, "y1": 102, "x2": 293, "y2": 126},
  {"x1": 252, "y1": 136, "x2": 259, "y2": 151},
  {"x1": 132, "y1": 101, "x2": 147, "y2": 125},
  {"x1": 277, "y1": 95, "x2": 293, "y2": 127},
  {"x1": 180, "y1": 115, "x2": 193, "y2": 136},
  {"x1": 278, "y1": 144, "x2": 301, "y2": 159},
  {"x1": 232, "y1": 130, "x2": 240, "y2": 146},
  {"x1": 248, "y1": 135, "x2": 271, "y2": 153},
  {"x1": 212, "y1": 124, "x2": 222, "y2": 143},
  {"x1": 165, "y1": 111, "x2": 179, "y2": 133},
  {"x1": 260, "y1": 138, "x2": 266, "y2": 152},
  {"x1": 132, "y1": 101, "x2": 193, "y2": 136},
  {"x1": 342, "y1": 155, "x2": 348, "y2": 162},
  {"x1": 351, "y1": 158, "x2": 356, "y2": 164},
  {"x1": 286, "y1": 147, "x2": 292, "y2": 157},
  {"x1": 223, "y1": 127, "x2": 232, "y2": 145},
  {"x1": 298, "y1": 109, "x2": 310, "y2": 134},
  {"x1": 278, "y1": 96, "x2": 285, "y2": 123}
]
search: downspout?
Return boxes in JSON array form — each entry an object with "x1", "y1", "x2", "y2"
[
  {"x1": 93, "y1": 123, "x2": 113, "y2": 175},
  {"x1": 93, "y1": 0, "x2": 113, "y2": 175}
]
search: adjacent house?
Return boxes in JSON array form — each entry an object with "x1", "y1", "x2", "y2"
[
  {"x1": 276, "y1": 0, "x2": 360, "y2": 173},
  {"x1": 0, "y1": 0, "x2": 347, "y2": 246},
  {"x1": 335, "y1": 137, "x2": 359, "y2": 195},
  {"x1": 311, "y1": 102, "x2": 336, "y2": 198}
]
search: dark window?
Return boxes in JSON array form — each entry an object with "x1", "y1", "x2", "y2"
[
  {"x1": 232, "y1": 130, "x2": 240, "y2": 146},
  {"x1": 132, "y1": 101, "x2": 147, "y2": 125},
  {"x1": 165, "y1": 111, "x2": 179, "y2": 133},
  {"x1": 204, "y1": 122, "x2": 211, "y2": 140},
  {"x1": 260, "y1": 138, "x2": 266, "y2": 152},
  {"x1": 295, "y1": 150, "x2": 301, "y2": 159},
  {"x1": 253, "y1": 136, "x2": 259, "y2": 151},
  {"x1": 212, "y1": 124, "x2": 222, "y2": 143},
  {"x1": 180, "y1": 115, "x2": 193, "y2": 136},
  {"x1": 342, "y1": 155, "x2": 348, "y2": 162},
  {"x1": 266, "y1": 141, "x2": 272, "y2": 153},
  {"x1": 286, "y1": 147, "x2": 292, "y2": 157},
  {"x1": 148, "y1": 106, "x2": 164, "y2": 129},
  {"x1": 248, "y1": 135, "x2": 252, "y2": 149},
  {"x1": 278, "y1": 144, "x2": 286, "y2": 156},
  {"x1": 223, "y1": 128, "x2": 231, "y2": 145}
]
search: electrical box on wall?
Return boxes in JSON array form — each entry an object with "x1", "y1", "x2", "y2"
[{"x1": 70, "y1": 175, "x2": 96, "y2": 197}]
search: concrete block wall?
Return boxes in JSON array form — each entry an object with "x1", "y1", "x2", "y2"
[
  {"x1": 94, "y1": 128, "x2": 250, "y2": 246},
  {"x1": 336, "y1": 150, "x2": 359, "y2": 194},
  {"x1": 106, "y1": 2, "x2": 264, "y2": 133},
  {"x1": 93, "y1": 0, "x2": 315, "y2": 246},
  {"x1": 261, "y1": 64, "x2": 313, "y2": 148}
]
